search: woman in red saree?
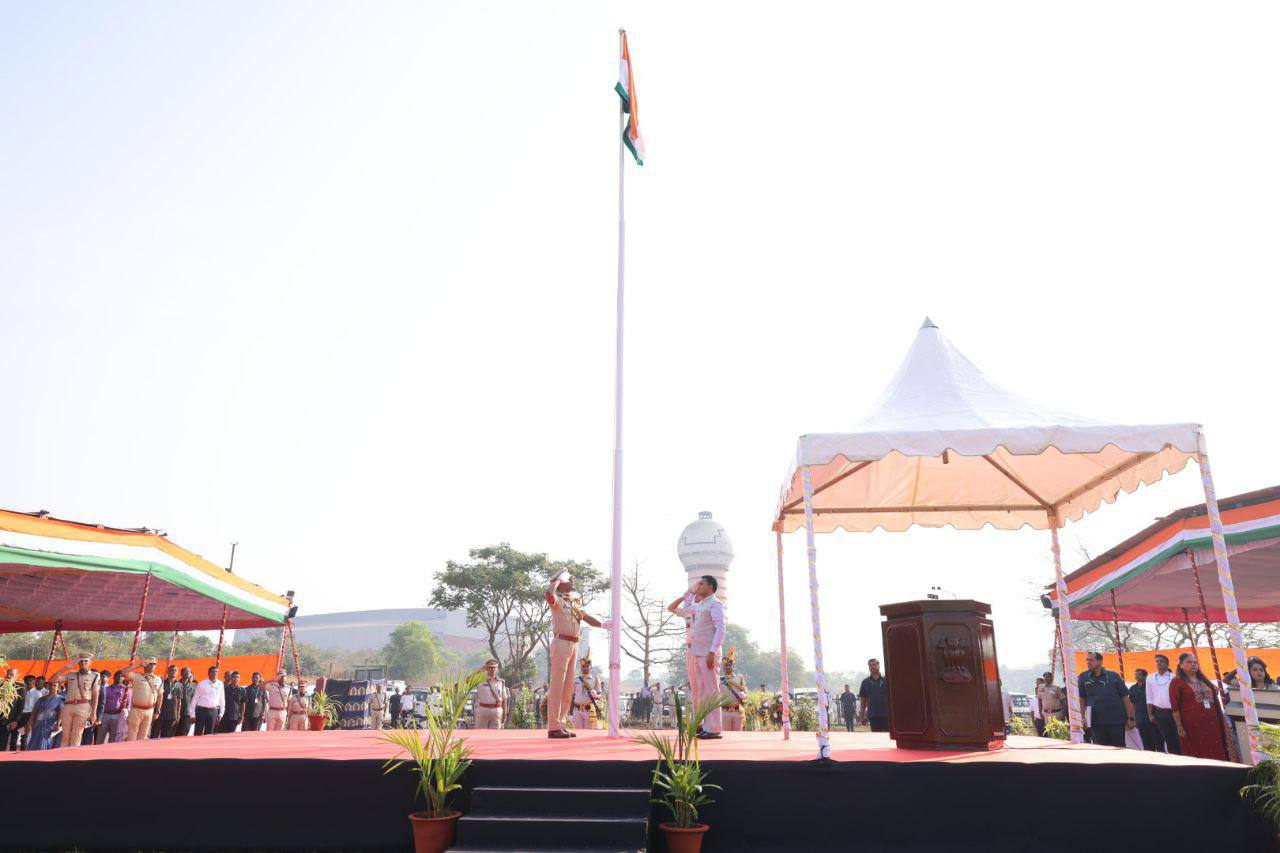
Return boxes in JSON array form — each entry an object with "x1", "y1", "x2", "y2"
[{"x1": 1168, "y1": 653, "x2": 1231, "y2": 761}]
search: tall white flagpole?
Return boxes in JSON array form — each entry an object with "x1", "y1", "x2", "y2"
[{"x1": 606, "y1": 27, "x2": 627, "y2": 738}]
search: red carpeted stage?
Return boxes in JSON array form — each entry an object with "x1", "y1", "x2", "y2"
[{"x1": 2, "y1": 729, "x2": 1270, "y2": 851}]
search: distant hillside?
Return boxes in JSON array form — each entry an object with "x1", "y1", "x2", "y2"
[{"x1": 238, "y1": 608, "x2": 488, "y2": 653}]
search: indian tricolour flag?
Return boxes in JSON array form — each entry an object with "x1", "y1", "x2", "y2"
[{"x1": 615, "y1": 32, "x2": 645, "y2": 165}]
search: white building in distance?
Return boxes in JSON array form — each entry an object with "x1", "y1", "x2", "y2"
[{"x1": 677, "y1": 511, "x2": 734, "y2": 611}]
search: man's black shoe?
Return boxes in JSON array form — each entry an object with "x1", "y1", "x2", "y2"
[
  {"x1": 696, "y1": 731, "x2": 722, "y2": 740},
  {"x1": 548, "y1": 729, "x2": 572, "y2": 739}
]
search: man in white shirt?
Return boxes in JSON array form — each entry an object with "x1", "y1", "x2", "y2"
[
  {"x1": 1030, "y1": 678, "x2": 1045, "y2": 736},
  {"x1": 1144, "y1": 653, "x2": 1179, "y2": 754},
  {"x1": 191, "y1": 665, "x2": 225, "y2": 736},
  {"x1": 686, "y1": 575, "x2": 726, "y2": 740},
  {"x1": 18, "y1": 675, "x2": 44, "y2": 749}
]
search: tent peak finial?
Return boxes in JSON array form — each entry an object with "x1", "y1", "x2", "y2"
[{"x1": 920, "y1": 316, "x2": 938, "y2": 330}]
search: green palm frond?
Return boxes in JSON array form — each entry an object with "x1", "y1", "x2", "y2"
[
  {"x1": 378, "y1": 670, "x2": 486, "y2": 818},
  {"x1": 1240, "y1": 723, "x2": 1280, "y2": 828},
  {"x1": 627, "y1": 692, "x2": 723, "y2": 829}
]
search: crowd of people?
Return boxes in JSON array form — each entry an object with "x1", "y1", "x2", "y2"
[
  {"x1": 2, "y1": 653, "x2": 318, "y2": 751},
  {"x1": 1029, "y1": 650, "x2": 1261, "y2": 761}
]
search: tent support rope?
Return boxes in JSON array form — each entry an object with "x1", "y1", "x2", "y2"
[
  {"x1": 1196, "y1": 431, "x2": 1262, "y2": 762},
  {"x1": 214, "y1": 605, "x2": 229, "y2": 668},
  {"x1": 277, "y1": 624, "x2": 288, "y2": 674},
  {"x1": 1049, "y1": 509, "x2": 1084, "y2": 742},
  {"x1": 801, "y1": 466, "x2": 831, "y2": 759},
  {"x1": 1187, "y1": 548, "x2": 1224, "y2": 692},
  {"x1": 1110, "y1": 590, "x2": 1125, "y2": 680},
  {"x1": 287, "y1": 618, "x2": 302, "y2": 684},
  {"x1": 41, "y1": 622, "x2": 63, "y2": 677},
  {"x1": 1050, "y1": 620, "x2": 1061, "y2": 681},
  {"x1": 775, "y1": 529, "x2": 791, "y2": 740},
  {"x1": 128, "y1": 572, "x2": 152, "y2": 663}
]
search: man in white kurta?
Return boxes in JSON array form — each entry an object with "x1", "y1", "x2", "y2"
[
  {"x1": 666, "y1": 583, "x2": 706, "y2": 711},
  {"x1": 687, "y1": 575, "x2": 726, "y2": 738}
]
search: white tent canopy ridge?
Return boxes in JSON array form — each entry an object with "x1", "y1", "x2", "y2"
[
  {"x1": 774, "y1": 318, "x2": 1199, "y2": 534},
  {"x1": 771, "y1": 318, "x2": 1262, "y2": 763}
]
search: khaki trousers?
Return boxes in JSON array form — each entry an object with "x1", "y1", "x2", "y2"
[
  {"x1": 722, "y1": 708, "x2": 743, "y2": 731},
  {"x1": 126, "y1": 707, "x2": 154, "y2": 741},
  {"x1": 266, "y1": 709, "x2": 287, "y2": 731},
  {"x1": 546, "y1": 636, "x2": 576, "y2": 731},
  {"x1": 474, "y1": 706, "x2": 503, "y2": 729},
  {"x1": 288, "y1": 713, "x2": 308, "y2": 731},
  {"x1": 371, "y1": 710, "x2": 385, "y2": 730},
  {"x1": 58, "y1": 705, "x2": 91, "y2": 747}
]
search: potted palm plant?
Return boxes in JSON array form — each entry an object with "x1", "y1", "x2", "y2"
[
  {"x1": 630, "y1": 693, "x2": 723, "y2": 853},
  {"x1": 308, "y1": 690, "x2": 341, "y2": 731},
  {"x1": 380, "y1": 670, "x2": 486, "y2": 853}
]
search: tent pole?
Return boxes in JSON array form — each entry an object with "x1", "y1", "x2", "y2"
[
  {"x1": 1109, "y1": 591, "x2": 1125, "y2": 681},
  {"x1": 1048, "y1": 510, "x2": 1084, "y2": 743},
  {"x1": 1187, "y1": 548, "x2": 1225, "y2": 693},
  {"x1": 1196, "y1": 431, "x2": 1262, "y2": 762},
  {"x1": 1183, "y1": 609, "x2": 1198, "y2": 651},
  {"x1": 129, "y1": 572, "x2": 152, "y2": 663},
  {"x1": 214, "y1": 604, "x2": 229, "y2": 668},
  {"x1": 167, "y1": 629, "x2": 179, "y2": 669},
  {"x1": 800, "y1": 466, "x2": 831, "y2": 759},
  {"x1": 774, "y1": 529, "x2": 791, "y2": 740}
]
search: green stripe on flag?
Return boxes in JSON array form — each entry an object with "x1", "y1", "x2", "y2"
[
  {"x1": 623, "y1": 120, "x2": 643, "y2": 165},
  {"x1": 615, "y1": 82, "x2": 630, "y2": 112}
]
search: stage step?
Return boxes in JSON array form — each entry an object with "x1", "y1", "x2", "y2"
[{"x1": 450, "y1": 785, "x2": 650, "y2": 852}]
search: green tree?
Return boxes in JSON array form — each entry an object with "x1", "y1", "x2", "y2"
[
  {"x1": 428, "y1": 543, "x2": 607, "y2": 684},
  {"x1": 381, "y1": 621, "x2": 442, "y2": 682}
]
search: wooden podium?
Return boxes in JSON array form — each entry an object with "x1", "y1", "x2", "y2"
[{"x1": 879, "y1": 599, "x2": 1005, "y2": 751}]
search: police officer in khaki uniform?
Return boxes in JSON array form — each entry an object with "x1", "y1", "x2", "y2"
[
  {"x1": 51, "y1": 653, "x2": 100, "y2": 748},
  {"x1": 719, "y1": 648, "x2": 747, "y2": 732},
  {"x1": 369, "y1": 683, "x2": 388, "y2": 730},
  {"x1": 571, "y1": 656, "x2": 602, "y2": 731},
  {"x1": 544, "y1": 571, "x2": 609, "y2": 739},
  {"x1": 118, "y1": 657, "x2": 163, "y2": 741},
  {"x1": 264, "y1": 672, "x2": 289, "y2": 731},
  {"x1": 287, "y1": 681, "x2": 310, "y2": 730},
  {"x1": 473, "y1": 659, "x2": 509, "y2": 729}
]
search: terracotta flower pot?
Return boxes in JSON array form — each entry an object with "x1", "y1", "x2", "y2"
[
  {"x1": 307, "y1": 714, "x2": 328, "y2": 731},
  {"x1": 660, "y1": 822, "x2": 708, "y2": 853},
  {"x1": 408, "y1": 809, "x2": 461, "y2": 853}
]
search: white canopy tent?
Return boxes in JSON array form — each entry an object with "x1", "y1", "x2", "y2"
[{"x1": 773, "y1": 319, "x2": 1262, "y2": 761}]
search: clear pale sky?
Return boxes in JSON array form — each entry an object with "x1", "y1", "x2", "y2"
[{"x1": 3, "y1": 4, "x2": 1278, "y2": 671}]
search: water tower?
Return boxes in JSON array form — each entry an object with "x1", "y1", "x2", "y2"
[{"x1": 676, "y1": 511, "x2": 734, "y2": 610}]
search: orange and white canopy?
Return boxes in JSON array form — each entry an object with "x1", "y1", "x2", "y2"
[
  {"x1": 0, "y1": 509, "x2": 291, "y2": 633},
  {"x1": 775, "y1": 319, "x2": 1200, "y2": 533},
  {"x1": 1050, "y1": 485, "x2": 1280, "y2": 623}
]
